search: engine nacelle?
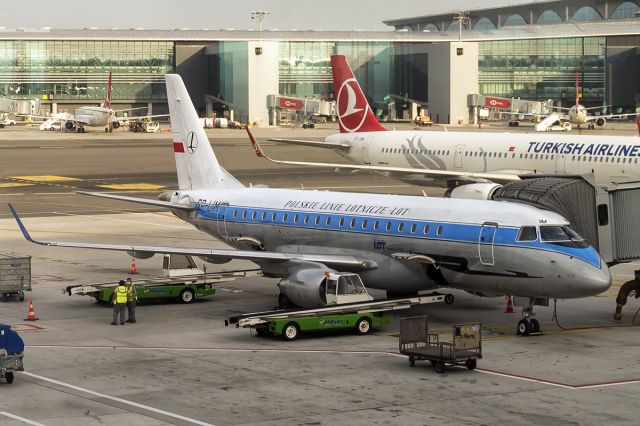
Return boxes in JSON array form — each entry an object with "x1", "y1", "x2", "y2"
[
  {"x1": 445, "y1": 183, "x2": 503, "y2": 200},
  {"x1": 595, "y1": 117, "x2": 606, "y2": 127},
  {"x1": 278, "y1": 267, "x2": 336, "y2": 308},
  {"x1": 112, "y1": 120, "x2": 120, "y2": 129},
  {"x1": 65, "y1": 121, "x2": 75, "y2": 130}
]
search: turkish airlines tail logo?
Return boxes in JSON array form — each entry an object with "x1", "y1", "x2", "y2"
[
  {"x1": 331, "y1": 55, "x2": 386, "y2": 133},
  {"x1": 102, "y1": 71, "x2": 112, "y2": 109}
]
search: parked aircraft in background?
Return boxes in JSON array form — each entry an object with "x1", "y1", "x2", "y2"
[
  {"x1": 261, "y1": 55, "x2": 640, "y2": 198},
  {"x1": 9, "y1": 74, "x2": 611, "y2": 335}
]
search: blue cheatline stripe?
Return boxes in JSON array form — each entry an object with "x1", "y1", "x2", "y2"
[{"x1": 194, "y1": 205, "x2": 601, "y2": 268}]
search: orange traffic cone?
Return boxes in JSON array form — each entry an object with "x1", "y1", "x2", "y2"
[
  {"x1": 25, "y1": 299, "x2": 39, "y2": 321},
  {"x1": 130, "y1": 257, "x2": 138, "y2": 274},
  {"x1": 504, "y1": 295, "x2": 515, "y2": 314}
]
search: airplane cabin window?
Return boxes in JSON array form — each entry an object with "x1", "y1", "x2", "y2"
[
  {"x1": 261, "y1": 212, "x2": 266, "y2": 221},
  {"x1": 349, "y1": 219, "x2": 356, "y2": 228},
  {"x1": 436, "y1": 225, "x2": 443, "y2": 236},
  {"x1": 232, "y1": 210, "x2": 238, "y2": 219},
  {"x1": 410, "y1": 223, "x2": 417, "y2": 233},
  {"x1": 339, "y1": 218, "x2": 345, "y2": 227},
  {"x1": 362, "y1": 220, "x2": 368, "y2": 229},
  {"x1": 423, "y1": 224, "x2": 429, "y2": 234},
  {"x1": 326, "y1": 217, "x2": 331, "y2": 226},
  {"x1": 303, "y1": 215, "x2": 309, "y2": 224},
  {"x1": 385, "y1": 222, "x2": 391, "y2": 232},
  {"x1": 314, "y1": 216, "x2": 320, "y2": 225},
  {"x1": 251, "y1": 211, "x2": 256, "y2": 220},
  {"x1": 271, "y1": 212, "x2": 277, "y2": 221},
  {"x1": 242, "y1": 211, "x2": 247, "y2": 220},
  {"x1": 293, "y1": 214, "x2": 299, "y2": 223},
  {"x1": 283, "y1": 213, "x2": 288, "y2": 222},
  {"x1": 517, "y1": 226, "x2": 537, "y2": 241},
  {"x1": 398, "y1": 223, "x2": 404, "y2": 232},
  {"x1": 373, "y1": 221, "x2": 379, "y2": 230}
]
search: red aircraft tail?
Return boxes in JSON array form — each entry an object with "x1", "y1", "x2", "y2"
[
  {"x1": 575, "y1": 72, "x2": 580, "y2": 107},
  {"x1": 330, "y1": 55, "x2": 386, "y2": 133},
  {"x1": 102, "y1": 71, "x2": 112, "y2": 109}
]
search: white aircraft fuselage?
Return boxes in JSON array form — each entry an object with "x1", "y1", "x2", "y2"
[
  {"x1": 328, "y1": 130, "x2": 640, "y2": 186},
  {"x1": 73, "y1": 106, "x2": 113, "y2": 127}
]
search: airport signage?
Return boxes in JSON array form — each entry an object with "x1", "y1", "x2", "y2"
[
  {"x1": 278, "y1": 97, "x2": 304, "y2": 110},
  {"x1": 484, "y1": 97, "x2": 511, "y2": 109}
]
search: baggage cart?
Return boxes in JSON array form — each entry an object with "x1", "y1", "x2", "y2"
[
  {"x1": 0, "y1": 324, "x2": 25, "y2": 384},
  {"x1": 399, "y1": 316, "x2": 481, "y2": 373},
  {"x1": 0, "y1": 253, "x2": 31, "y2": 302}
]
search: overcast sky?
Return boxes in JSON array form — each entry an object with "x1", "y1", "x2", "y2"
[{"x1": 0, "y1": 0, "x2": 536, "y2": 31}]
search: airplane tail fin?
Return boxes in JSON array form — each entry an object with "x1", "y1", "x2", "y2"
[
  {"x1": 330, "y1": 55, "x2": 386, "y2": 133},
  {"x1": 165, "y1": 74, "x2": 244, "y2": 190},
  {"x1": 102, "y1": 71, "x2": 112, "y2": 109},
  {"x1": 575, "y1": 72, "x2": 580, "y2": 107}
]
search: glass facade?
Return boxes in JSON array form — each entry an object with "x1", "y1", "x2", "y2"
[
  {"x1": 478, "y1": 37, "x2": 607, "y2": 106},
  {"x1": 0, "y1": 40, "x2": 173, "y2": 100}
]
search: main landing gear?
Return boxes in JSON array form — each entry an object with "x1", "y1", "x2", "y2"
[{"x1": 516, "y1": 297, "x2": 546, "y2": 336}]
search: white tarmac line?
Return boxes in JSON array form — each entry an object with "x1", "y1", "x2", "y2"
[
  {"x1": 0, "y1": 412, "x2": 47, "y2": 426},
  {"x1": 25, "y1": 345, "x2": 640, "y2": 390},
  {"x1": 18, "y1": 371, "x2": 215, "y2": 426}
]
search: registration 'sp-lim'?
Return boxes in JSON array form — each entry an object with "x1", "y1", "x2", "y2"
[{"x1": 9, "y1": 75, "x2": 611, "y2": 324}]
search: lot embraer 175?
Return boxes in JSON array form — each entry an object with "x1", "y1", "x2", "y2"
[
  {"x1": 262, "y1": 55, "x2": 640, "y2": 199},
  {"x1": 9, "y1": 75, "x2": 611, "y2": 335}
]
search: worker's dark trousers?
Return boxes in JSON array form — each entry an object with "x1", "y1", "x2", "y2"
[
  {"x1": 127, "y1": 301, "x2": 136, "y2": 322},
  {"x1": 112, "y1": 303, "x2": 126, "y2": 324}
]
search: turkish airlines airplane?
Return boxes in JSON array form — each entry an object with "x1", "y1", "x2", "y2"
[
  {"x1": 261, "y1": 55, "x2": 640, "y2": 199},
  {"x1": 9, "y1": 74, "x2": 610, "y2": 335}
]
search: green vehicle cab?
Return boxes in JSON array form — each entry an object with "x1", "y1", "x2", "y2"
[{"x1": 99, "y1": 282, "x2": 215, "y2": 304}]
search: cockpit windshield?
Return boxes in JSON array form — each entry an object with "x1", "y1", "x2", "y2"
[{"x1": 540, "y1": 225, "x2": 589, "y2": 248}]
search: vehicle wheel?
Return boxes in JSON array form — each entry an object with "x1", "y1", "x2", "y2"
[
  {"x1": 281, "y1": 322, "x2": 299, "y2": 341},
  {"x1": 517, "y1": 319, "x2": 532, "y2": 336},
  {"x1": 444, "y1": 294, "x2": 455, "y2": 305},
  {"x1": 179, "y1": 288, "x2": 195, "y2": 304},
  {"x1": 255, "y1": 326, "x2": 268, "y2": 337},
  {"x1": 49, "y1": 127, "x2": 55, "y2": 131},
  {"x1": 19, "y1": 291, "x2": 25, "y2": 302},
  {"x1": 434, "y1": 361, "x2": 446, "y2": 374},
  {"x1": 355, "y1": 317, "x2": 372, "y2": 335},
  {"x1": 465, "y1": 359, "x2": 477, "y2": 370},
  {"x1": 530, "y1": 318, "x2": 540, "y2": 333},
  {"x1": 6, "y1": 372, "x2": 14, "y2": 384},
  {"x1": 409, "y1": 356, "x2": 415, "y2": 367}
]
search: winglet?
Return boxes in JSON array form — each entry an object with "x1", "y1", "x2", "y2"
[
  {"x1": 245, "y1": 126, "x2": 266, "y2": 158},
  {"x1": 7, "y1": 203, "x2": 39, "y2": 244}
]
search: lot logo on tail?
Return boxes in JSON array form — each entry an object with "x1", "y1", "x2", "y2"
[
  {"x1": 186, "y1": 131, "x2": 198, "y2": 154},
  {"x1": 337, "y1": 78, "x2": 369, "y2": 133}
]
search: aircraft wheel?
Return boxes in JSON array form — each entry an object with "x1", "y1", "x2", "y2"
[
  {"x1": 517, "y1": 319, "x2": 532, "y2": 336},
  {"x1": 355, "y1": 317, "x2": 372, "y2": 335},
  {"x1": 444, "y1": 294, "x2": 455, "y2": 305},
  {"x1": 282, "y1": 322, "x2": 299, "y2": 341},
  {"x1": 530, "y1": 318, "x2": 540, "y2": 333},
  {"x1": 179, "y1": 288, "x2": 195, "y2": 304},
  {"x1": 434, "y1": 361, "x2": 446, "y2": 374}
]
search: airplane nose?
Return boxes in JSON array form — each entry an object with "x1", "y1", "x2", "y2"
[{"x1": 581, "y1": 262, "x2": 612, "y2": 297}]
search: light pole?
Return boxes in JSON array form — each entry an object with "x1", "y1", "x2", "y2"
[
  {"x1": 453, "y1": 11, "x2": 469, "y2": 42},
  {"x1": 251, "y1": 10, "x2": 270, "y2": 32}
]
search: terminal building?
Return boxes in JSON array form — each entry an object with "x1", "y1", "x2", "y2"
[{"x1": 0, "y1": 0, "x2": 639, "y2": 124}]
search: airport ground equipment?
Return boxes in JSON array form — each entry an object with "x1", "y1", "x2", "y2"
[
  {"x1": 226, "y1": 293, "x2": 447, "y2": 341},
  {"x1": 613, "y1": 271, "x2": 640, "y2": 321},
  {"x1": 399, "y1": 316, "x2": 481, "y2": 374},
  {"x1": 0, "y1": 253, "x2": 31, "y2": 303},
  {"x1": 0, "y1": 324, "x2": 25, "y2": 384}
]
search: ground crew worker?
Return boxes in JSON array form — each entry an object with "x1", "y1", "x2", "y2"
[
  {"x1": 126, "y1": 277, "x2": 137, "y2": 323},
  {"x1": 111, "y1": 280, "x2": 128, "y2": 325}
]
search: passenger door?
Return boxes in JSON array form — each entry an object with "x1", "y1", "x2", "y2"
[
  {"x1": 478, "y1": 222, "x2": 497, "y2": 266},
  {"x1": 214, "y1": 203, "x2": 229, "y2": 240},
  {"x1": 454, "y1": 144, "x2": 465, "y2": 169}
]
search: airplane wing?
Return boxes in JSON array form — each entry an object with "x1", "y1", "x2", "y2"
[
  {"x1": 584, "y1": 112, "x2": 640, "y2": 122},
  {"x1": 248, "y1": 128, "x2": 520, "y2": 184},
  {"x1": 268, "y1": 138, "x2": 350, "y2": 149},
  {"x1": 112, "y1": 107, "x2": 149, "y2": 113},
  {"x1": 118, "y1": 114, "x2": 170, "y2": 122},
  {"x1": 8, "y1": 204, "x2": 377, "y2": 271}
]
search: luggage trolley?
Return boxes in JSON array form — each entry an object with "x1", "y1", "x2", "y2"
[
  {"x1": 399, "y1": 316, "x2": 482, "y2": 374},
  {"x1": 0, "y1": 324, "x2": 25, "y2": 384}
]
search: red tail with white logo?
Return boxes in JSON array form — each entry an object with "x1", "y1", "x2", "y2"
[
  {"x1": 331, "y1": 55, "x2": 386, "y2": 133},
  {"x1": 575, "y1": 72, "x2": 580, "y2": 107},
  {"x1": 102, "y1": 71, "x2": 112, "y2": 109}
]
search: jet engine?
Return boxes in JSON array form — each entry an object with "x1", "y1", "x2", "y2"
[
  {"x1": 445, "y1": 183, "x2": 503, "y2": 200},
  {"x1": 65, "y1": 121, "x2": 75, "y2": 130},
  {"x1": 112, "y1": 121, "x2": 120, "y2": 129},
  {"x1": 595, "y1": 117, "x2": 606, "y2": 127},
  {"x1": 278, "y1": 267, "x2": 336, "y2": 308}
]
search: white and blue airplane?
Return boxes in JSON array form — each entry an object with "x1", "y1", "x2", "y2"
[{"x1": 9, "y1": 74, "x2": 611, "y2": 335}]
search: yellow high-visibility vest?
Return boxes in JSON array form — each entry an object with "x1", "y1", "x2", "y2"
[
  {"x1": 127, "y1": 284, "x2": 138, "y2": 302},
  {"x1": 114, "y1": 285, "x2": 128, "y2": 304}
]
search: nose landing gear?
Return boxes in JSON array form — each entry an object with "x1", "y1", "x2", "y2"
[{"x1": 515, "y1": 297, "x2": 548, "y2": 336}]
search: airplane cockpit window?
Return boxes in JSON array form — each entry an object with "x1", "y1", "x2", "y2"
[
  {"x1": 540, "y1": 225, "x2": 589, "y2": 248},
  {"x1": 517, "y1": 226, "x2": 537, "y2": 242}
]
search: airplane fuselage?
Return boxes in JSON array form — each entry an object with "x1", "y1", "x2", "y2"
[
  {"x1": 173, "y1": 187, "x2": 610, "y2": 299},
  {"x1": 328, "y1": 131, "x2": 640, "y2": 186},
  {"x1": 73, "y1": 106, "x2": 112, "y2": 127}
]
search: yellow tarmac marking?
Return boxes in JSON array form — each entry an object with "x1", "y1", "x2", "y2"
[
  {"x1": 96, "y1": 183, "x2": 166, "y2": 190},
  {"x1": 11, "y1": 175, "x2": 81, "y2": 182},
  {"x1": 0, "y1": 182, "x2": 35, "y2": 188}
]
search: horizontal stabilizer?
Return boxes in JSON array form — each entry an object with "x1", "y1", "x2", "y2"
[
  {"x1": 76, "y1": 191, "x2": 194, "y2": 211},
  {"x1": 268, "y1": 138, "x2": 350, "y2": 149}
]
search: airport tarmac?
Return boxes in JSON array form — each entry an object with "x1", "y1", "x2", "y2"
[{"x1": 1, "y1": 124, "x2": 640, "y2": 425}]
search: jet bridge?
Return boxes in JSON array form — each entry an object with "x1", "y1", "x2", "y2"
[{"x1": 493, "y1": 175, "x2": 640, "y2": 265}]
